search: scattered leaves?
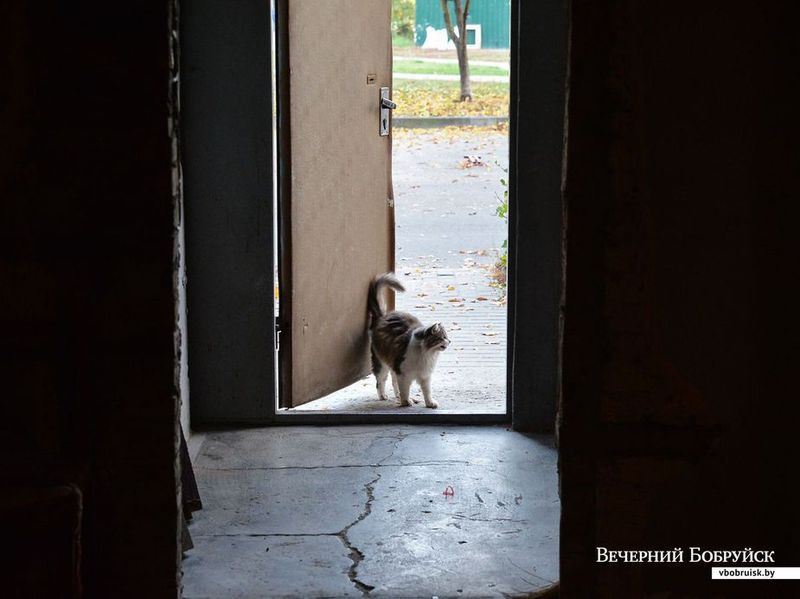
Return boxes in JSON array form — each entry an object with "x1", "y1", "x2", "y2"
[{"x1": 392, "y1": 80, "x2": 509, "y2": 118}]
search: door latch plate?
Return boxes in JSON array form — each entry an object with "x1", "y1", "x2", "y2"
[{"x1": 380, "y1": 86, "x2": 392, "y2": 136}]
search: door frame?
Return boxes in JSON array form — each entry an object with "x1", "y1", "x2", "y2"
[{"x1": 182, "y1": 0, "x2": 567, "y2": 431}]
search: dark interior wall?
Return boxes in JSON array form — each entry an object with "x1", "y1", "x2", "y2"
[
  {"x1": 1, "y1": 1, "x2": 179, "y2": 596},
  {"x1": 509, "y1": 0, "x2": 568, "y2": 432},
  {"x1": 181, "y1": 0, "x2": 274, "y2": 424},
  {"x1": 560, "y1": 1, "x2": 800, "y2": 596}
]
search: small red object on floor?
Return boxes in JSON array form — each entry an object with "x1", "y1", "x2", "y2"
[{"x1": 443, "y1": 485, "x2": 455, "y2": 496}]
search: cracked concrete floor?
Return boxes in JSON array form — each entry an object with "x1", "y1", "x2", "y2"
[{"x1": 182, "y1": 425, "x2": 559, "y2": 598}]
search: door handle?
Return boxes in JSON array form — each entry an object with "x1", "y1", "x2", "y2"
[{"x1": 380, "y1": 87, "x2": 394, "y2": 136}]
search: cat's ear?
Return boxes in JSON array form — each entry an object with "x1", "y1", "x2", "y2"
[{"x1": 424, "y1": 323, "x2": 442, "y2": 337}]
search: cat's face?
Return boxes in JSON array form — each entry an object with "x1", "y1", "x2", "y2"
[{"x1": 420, "y1": 322, "x2": 450, "y2": 352}]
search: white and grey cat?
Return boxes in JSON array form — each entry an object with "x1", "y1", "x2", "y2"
[{"x1": 367, "y1": 273, "x2": 449, "y2": 408}]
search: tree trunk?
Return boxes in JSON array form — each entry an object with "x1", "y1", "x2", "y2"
[
  {"x1": 456, "y1": 36, "x2": 472, "y2": 101},
  {"x1": 439, "y1": 0, "x2": 472, "y2": 101}
]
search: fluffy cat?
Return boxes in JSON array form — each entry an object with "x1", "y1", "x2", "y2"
[{"x1": 367, "y1": 273, "x2": 449, "y2": 408}]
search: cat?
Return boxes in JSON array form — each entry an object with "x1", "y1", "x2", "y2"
[{"x1": 367, "y1": 273, "x2": 449, "y2": 409}]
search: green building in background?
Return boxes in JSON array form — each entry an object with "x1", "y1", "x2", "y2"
[{"x1": 414, "y1": 0, "x2": 510, "y2": 50}]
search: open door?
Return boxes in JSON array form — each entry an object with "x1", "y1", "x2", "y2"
[{"x1": 278, "y1": 0, "x2": 394, "y2": 408}]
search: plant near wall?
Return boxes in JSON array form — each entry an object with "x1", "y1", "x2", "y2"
[{"x1": 491, "y1": 166, "x2": 509, "y2": 294}]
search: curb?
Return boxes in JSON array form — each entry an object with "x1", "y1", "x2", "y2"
[{"x1": 394, "y1": 116, "x2": 508, "y2": 129}]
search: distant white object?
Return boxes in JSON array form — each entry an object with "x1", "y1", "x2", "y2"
[
  {"x1": 421, "y1": 26, "x2": 449, "y2": 50},
  {"x1": 421, "y1": 24, "x2": 482, "y2": 50}
]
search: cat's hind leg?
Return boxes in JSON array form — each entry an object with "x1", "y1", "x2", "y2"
[
  {"x1": 372, "y1": 349, "x2": 389, "y2": 401},
  {"x1": 397, "y1": 374, "x2": 414, "y2": 407}
]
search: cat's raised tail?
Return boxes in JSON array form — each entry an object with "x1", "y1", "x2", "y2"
[{"x1": 367, "y1": 273, "x2": 405, "y2": 325}]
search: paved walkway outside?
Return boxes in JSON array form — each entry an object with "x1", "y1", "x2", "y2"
[
  {"x1": 183, "y1": 425, "x2": 559, "y2": 598},
  {"x1": 394, "y1": 56, "x2": 510, "y2": 69},
  {"x1": 393, "y1": 47, "x2": 510, "y2": 62},
  {"x1": 293, "y1": 129, "x2": 508, "y2": 413}
]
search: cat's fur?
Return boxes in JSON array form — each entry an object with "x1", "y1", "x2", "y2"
[{"x1": 367, "y1": 273, "x2": 449, "y2": 408}]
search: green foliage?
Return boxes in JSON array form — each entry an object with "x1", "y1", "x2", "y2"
[
  {"x1": 392, "y1": 33, "x2": 415, "y2": 48},
  {"x1": 495, "y1": 176, "x2": 508, "y2": 220},
  {"x1": 394, "y1": 58, "x2": 508, "y2": 77},
  {"x1": 392, "y1": 0, "x2": 416, "y2": 41},
  {"x1": 494, "y1": 167, "x2": 509, "y2": 292}
]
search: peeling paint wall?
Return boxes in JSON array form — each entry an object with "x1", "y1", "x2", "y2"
[
  {"x1": 169, "y1": 0, "x2": 191, "y2": 441},
  {"x1": 177, "y1": 207, "x2": 191, "y2": 437}
]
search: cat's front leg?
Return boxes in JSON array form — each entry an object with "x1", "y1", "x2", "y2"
[
  {"x1": 419, "y1": 377, "x2": 438, "y2": 409},
  {"x1": 397, "y1": 375, "x2": 414, "y2": 407}
]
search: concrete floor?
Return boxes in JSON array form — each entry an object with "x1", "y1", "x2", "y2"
[{"x1": 182, "y1": 426, "x2": 559, "y2": 598}]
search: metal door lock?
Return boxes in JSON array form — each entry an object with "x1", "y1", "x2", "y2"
[{"x1": 380, "y1": 86, "x2": 394, "y2": 136}]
